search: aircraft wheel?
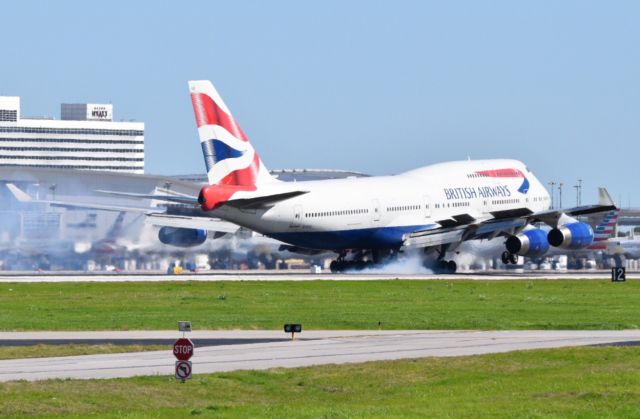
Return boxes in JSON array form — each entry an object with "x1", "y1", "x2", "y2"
[
  {"x1": 436, "y1": 260, "x2": 447, "y2": 273},
  {"x1": 353, "y1": 261, "x2": 367, "y2": 271},
  {"x1": 329, "y1": 260, "x2": 341, "y2": 273},
  {"x1": 447, "y1": 260, "x2": 457, "y2": 273},
  {"x1": 509, "y1": 253, "x2": 519, "y2": 265},
  {"x1": 501, "y1": 251, "x2": 511, "y2": 265}
]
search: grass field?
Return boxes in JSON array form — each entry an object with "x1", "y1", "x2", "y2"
[
  {"x1": 0, "y1": 346, "x2": 638, "y2": 417},
  {"x1": 0, "y1": 279, "x2": 638, "y2": 331},
  {"x1": 0, "y1": 344, "x2": 168, "y2": 360}
]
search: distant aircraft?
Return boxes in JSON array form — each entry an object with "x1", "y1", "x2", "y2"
[
  {"x1": 606, "y1": 237, "x2": 640, "y2": 263},
  {"x1": 6, "y1": 80, "x2": 617, "y2": 273},
  {"x1": 80, "y1": 211, "x2": 129, "y2": 255}
]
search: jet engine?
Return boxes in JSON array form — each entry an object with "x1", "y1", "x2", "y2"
[
  {"x1": 547, "y1": 222, "x2": 594, "y2": 249},
  {"x1": 505, "y1": 229, "x2": 549, "y2": 257},
  {"x1": 158, "y1": 227, "x2": 207, "y2": 247}
]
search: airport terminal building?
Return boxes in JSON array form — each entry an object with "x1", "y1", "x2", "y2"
[{"x1": 0, "y1": 97, "x2": 144, "y2": 173}]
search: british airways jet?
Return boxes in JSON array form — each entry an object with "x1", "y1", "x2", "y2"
[
  {"x1": 6, "y1": 80, "x2": 616, "y2": 273},
  {"x1": 169, "y1": 80, "x2": 614, "y2": 272}
]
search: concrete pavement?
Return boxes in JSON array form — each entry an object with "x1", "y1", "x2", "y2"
[{"x1": 1, "y1": 330, "x2": 639, "y2": 382}]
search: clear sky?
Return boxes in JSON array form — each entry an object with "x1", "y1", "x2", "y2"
[{"x1": 0, "y1": 1, "x2": 638, "y2": 207}]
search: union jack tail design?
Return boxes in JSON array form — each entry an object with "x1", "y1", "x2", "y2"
[{"x1": 189, "y1": 80, "x2": 276, "y2": 187}]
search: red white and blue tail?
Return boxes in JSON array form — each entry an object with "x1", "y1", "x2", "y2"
[
  {"x1": 189, "y1": 80, "x2": 276, "y2": 187},
  {"x1": 587, "y1": 209, "x2": 619, "y2": 250}
]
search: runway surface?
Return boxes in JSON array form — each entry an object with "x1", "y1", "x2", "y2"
[
  {"x1": 0, "y1": 269, "x2": 637, "y2": 282},
  {"x1": 1, "y1": 330, "x2": 639, "y2": 382},
  {"x1": 0, "y1": 330, "x2": 292, "y2": 347}
]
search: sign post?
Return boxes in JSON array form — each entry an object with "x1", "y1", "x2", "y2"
[
  {"x1": 173, "y1": 338, "x2": 194, "y2": 361},
  {"x1": 611, "y1": 267, "x2": 626, "y2": 282},
  {"x1": 175, "y1": 360, "x2": 192, "y2": 381},
  {"x1": 284, "y1": 324, "x2": 302, "y2": 340},
  {"x1": 174, "y1": 321, "x2": 194, "y2": 382}
]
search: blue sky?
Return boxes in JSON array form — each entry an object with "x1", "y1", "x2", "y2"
[{"x1": 0, "y1": 1, "x2": 638, "y2": 206}]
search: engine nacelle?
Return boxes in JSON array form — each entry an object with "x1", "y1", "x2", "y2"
[
  {"x1": 505, "y1": 229, "x2": 549, "y2": 257},
  {"x1": 158, "y1": 227, "x2": 207, "y2": 247},
  {"x1": 547, "y1": 222, "x2": 594, "y2": 249}
]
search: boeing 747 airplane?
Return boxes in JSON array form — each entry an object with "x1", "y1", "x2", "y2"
[
  {"x1": 161, "y1": 80, "x2": 615, "y2": 272},
  {"x1": 7, "y1": 80, "x2": 617, "y2": 273}
]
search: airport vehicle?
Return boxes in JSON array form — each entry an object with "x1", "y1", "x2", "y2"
[
  {"x1": 7, "y1": 80, "x2": 616, "y2": 273},
  {"x1": 160, "y1": 80, "x2": 616, "y2": 272}
]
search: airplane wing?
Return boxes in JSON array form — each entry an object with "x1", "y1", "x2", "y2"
[
  {"x1": 5, "y1": 183, "x2": 162, "y2": 214},
  {"x1": 403, "y1": 203, "x2": 617, "y2": 249},
  {"x1": 6, "y1": 183, "x2": 238, "y2": 234}
]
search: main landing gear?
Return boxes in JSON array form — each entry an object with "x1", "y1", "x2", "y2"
[
  {"x1": 424, "y1": 245, "x2": 458, "y2": 274},
  {"x1": 501, "y1": 251, "x2": 519, "y2": 265},
  {"x1": 329, "y1": 259, "x2": 373, "y2": 273},
  {"x1": 329, "y1": 249, "x2": 399, "y2": 273},
  {"x1": 329, "y1": 251, "x2": 374, "y2": 273},
  {"x1": 434, "y1": 259, "x2": 457, "y2": 274}
]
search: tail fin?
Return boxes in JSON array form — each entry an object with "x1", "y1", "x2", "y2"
[
  {"x1": 593, "y1": 209, "x2": 619, "y2": 242},
  {"x1": 598, "y1": 187, "x2": 614, "y2": 206},
  {"x1": 188, "y1": 80, "x2": 276, "y2": 187},
  {"x1": 106, "y1": 211, "x2": 126, "y2": 240}
]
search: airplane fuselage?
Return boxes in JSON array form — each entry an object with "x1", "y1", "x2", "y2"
[{"x1": 211, "y1": 159, "x2": 551, "y2": 250}]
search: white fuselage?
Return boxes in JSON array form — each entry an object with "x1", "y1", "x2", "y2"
[
  {"x1": 212, "y1": 159, "x2": 551, "y2": 250},
  {"x1": 608, "y1": 239, "x2": 640, "y2": 259}
]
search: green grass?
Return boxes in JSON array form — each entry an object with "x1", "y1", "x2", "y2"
[
  {"x1": 0, "y1": 279, "x2": 638, "y2": 330},
  {"x1": 1, "y1": 346, "x2": 639, "y2": 417},
  {"x1": 0, "y1": 344, "x2": 168, "y2": 360}
]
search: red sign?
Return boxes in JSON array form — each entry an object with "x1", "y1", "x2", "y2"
[{"x1": 173, "y1": 338, "x2": 194, "y2": 361}]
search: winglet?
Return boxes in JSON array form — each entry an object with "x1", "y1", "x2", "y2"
[
  {"x1": 6, "y1": 183, "x2": 33, "y2": 202},
  {"x1": 598, "y1": 187, "x2": 614, "y2": 206}
]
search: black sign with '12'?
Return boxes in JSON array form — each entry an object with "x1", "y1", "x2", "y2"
[{"x1": 611, "y1": 267, "x2": 626, "y2": 282}]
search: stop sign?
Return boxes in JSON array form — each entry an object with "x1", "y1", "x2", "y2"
[{"x1": 173, "y1": 338, "x2": 194, "y2": 361}]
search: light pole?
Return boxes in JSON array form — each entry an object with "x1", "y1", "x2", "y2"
[
  {"x1": 558, "y1": 183, "x2": 563, "y2": 208},
  {"x1": 548, "y1": 181, "x2": 556, "y2": 209},
  {"x1": 577, "y1": 179, "x2": 582, "y2": 206}
]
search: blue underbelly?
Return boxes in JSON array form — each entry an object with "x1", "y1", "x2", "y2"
[{"x1": 269, "y1": 224, "x2": 435, "y2": 250}]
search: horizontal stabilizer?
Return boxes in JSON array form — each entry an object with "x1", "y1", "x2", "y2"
[
  {"x1": 223, "y1": 191, "x2": 309, "y2": 209},
  {"x1": 96, "y1": 190, "x2": 200, "y2": 206}
]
